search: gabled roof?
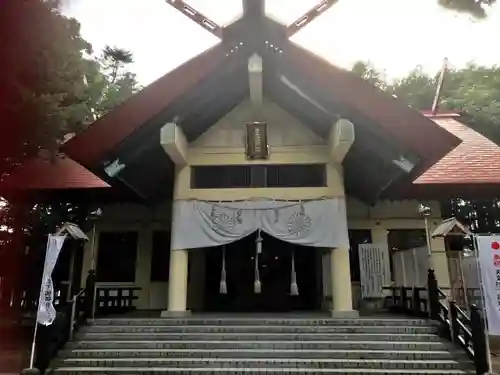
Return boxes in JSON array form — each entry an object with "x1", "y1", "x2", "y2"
[
  {"x1": 0, "y1": 155, "x2": 109, "y2": 192},
  {"x1": 415, "y1": 113, "x2": 500, "y2": 184},
  {"x1": 62, "y1": 44, "x2": 230, "y2": 167},
  {"x1": 61, "y1": 29, "x2": 459, "y2": 174},
  {"x1": 55, "y1": 5, "x2": 500, "y2": 202},
  {"x1": 431, "y1": 217, "x2": 471, "y2": 238},
  {"x1": 276, "y1": 42, "x2": 460, "y2": 163}
]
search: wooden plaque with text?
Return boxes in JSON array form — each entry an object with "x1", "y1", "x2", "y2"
[{"x1": 245, "y1": 122, "x2": 269, "y2": 160}]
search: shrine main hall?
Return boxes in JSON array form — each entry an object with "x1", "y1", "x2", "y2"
[{"x1": 3, "y1": 0, "x2": 500, "y2": 317}]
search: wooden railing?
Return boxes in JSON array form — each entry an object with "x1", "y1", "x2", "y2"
[
  {"x1": 384, "y1": 269, "x2": 490, "y2": 375},
  {"x1": 26, "y1": 270, "x2": 141, "y2": 374},
  {"x1": 95, "y1": 285, "x2": 141, "y2": 315}
]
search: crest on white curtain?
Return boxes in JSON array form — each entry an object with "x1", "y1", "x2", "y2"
[
  {"x1": 210, "y1": 205, "x2": 243, "y2": 234},
  {"x1": 287, "y1": 204, "x2": 312, "y2": 237}
]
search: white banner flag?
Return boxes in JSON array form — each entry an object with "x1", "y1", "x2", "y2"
[
  {"x1": 476, "y1": 235, "x2": 500, "y2": 335},
  {"x1": 36, "y1": 234, "x2": 66, "y2": 326}
]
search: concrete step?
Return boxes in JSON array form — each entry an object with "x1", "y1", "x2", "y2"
[
  {"x1": 55, "y1": 357, "x2": 471, "y2": 370},
  {"x1": 65, "y1": 339, "x2": 451, "y2": 351},
  {"x1": 55, "y1": 316, "x2": 473, "y2": 374},
  {"x1": 91, "y1": 318, "x2": 435, "y2": 327},
  {"x1": 58, "y1": 348, "x2": 461, "y2": 361},
  {"x1": 82, "y1": 325, "x2": 438, "y2": 334},
  {"x1": 77, "y1": 332, "x2": 442, "y2": 342},
  {"x1": 49, "y1": 367, "x2": 476, "y2": 375}
]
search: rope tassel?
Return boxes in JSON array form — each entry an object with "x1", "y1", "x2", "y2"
[
  {"x1": 219, "y1": 246, "x2": 227, "y2": 294},
  {"x1": 290, "y1": 249, "x2": 299, "y2": 296},
  {"x1": 254, "y1": 230, "x2": 262, "y2": 294}
]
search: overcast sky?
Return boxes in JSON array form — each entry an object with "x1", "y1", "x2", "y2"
[{"x1": 64, "y1": 0, "x2": 500, "y2": 85}]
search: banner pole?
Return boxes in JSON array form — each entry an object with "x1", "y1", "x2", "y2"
[
  {"x1": 89, "y1": 224, "x2": 97, "y2": 271},
  {"x1": 28, "y1": 317, "x2": 38, "y2": 368},
  {"x1": 458, "y1": 250, "x2": 469, "y2": 309},
  {"x1": 473, "y1": 235, "x2": 489, "y2": 323},
  {"x1": 423, "y1": 215, "x2": 434, "y2": 269},
  {"x1": 472, "y1": 234, "x2": 492, "y2": 373},
  {"x1": 89, "y1": 224, "x2": 98, "y2": 320}
]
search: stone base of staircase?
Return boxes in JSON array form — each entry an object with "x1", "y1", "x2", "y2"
[
  {"x1": 50, "y1": 314, "x2": 475, "y2": 374},
  {"x1": 160, "y1": 310, "x2": 192, "y2": 318},
  {"x1": 328, "y1": 310, "x2": 359, "y2": 318}
]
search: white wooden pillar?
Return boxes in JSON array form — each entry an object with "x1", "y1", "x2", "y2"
[
  {"x1": 330, "y1": 247, "x2": 357, "y2": 317},
  {"x1": 163, "y1": 249, "x2": 189, "y2": 316}
]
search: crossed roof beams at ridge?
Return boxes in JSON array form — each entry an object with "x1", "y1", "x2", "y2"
[
  {"x1": 164, "y1": 0, "x2": 338, "y2": 39},
  {"x1": 286, "y1": 0, "x2": 339, "y2": 37},
  {"x1": 165, "y1": 0, "x2": 223, "y2": 38}
]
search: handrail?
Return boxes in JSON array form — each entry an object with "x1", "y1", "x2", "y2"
[
  {"x1": 68, "y1": 288, "x2": 86, "y2": 341},
  {"x1": 384, "y1": 269, "x2": 490, "y2": 375},
  {"x1": 27, "y1": 268, "x2": 141, "y2": 374}
]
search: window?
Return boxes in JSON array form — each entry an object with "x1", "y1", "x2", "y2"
[
  {"x1": 96, "y1": 232, "x2": 138, "y2": 283},
  {"x1": 191, "y1": 164, "x2": 327, "y2": 189},
  {"x1": 266, "y1": 164, "x2": 326, "y2": 188},
  {"x1": 191, "y1": 166, "x2": 251, "y2": 189},
  {"x1": 150, "y1": 231, "x2": 171, "y2": 282},
  {"x1": 348, "y1": 230, "x2": 372, "y2": 282}
]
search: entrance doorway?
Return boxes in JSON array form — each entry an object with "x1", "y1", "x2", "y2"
[{"x1": 204, "y1": 232, "x2": 321, "y2": 312}]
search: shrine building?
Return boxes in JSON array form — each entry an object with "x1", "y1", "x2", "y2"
[{"x1": 3, "y1": 0, "x2": 500, "y2": 317}]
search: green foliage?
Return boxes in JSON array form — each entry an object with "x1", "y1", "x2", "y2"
[
  {"x1": 101, "y1": 46, "x2": 134, "y2": 84},
  {"x1": 351, "y1": 62, "x2": 387, "y2": 90},
  {"x1": 438, "y1": 0, "x2": 496, "y2": 19},
  {"x1": 0, "y1": 2, "x2": 140, "y2": 179},
  {"x1": 0, "y1": 1, "x2": 140, "y2": 266},
  {"x1": 440, "y1": 65, "x2": 500, "y2": 141},
  {"x1": 353, "y1": 61, "x2": 500, "y2": 233},
  {"x1": 352, "y1": 61, "x2": 500, "y2": 143},
  {"x1": 92, "y1": 46, "x2": 140, "y2": 118},
  {"x1": 96, "y1": 72, "x2": 140, "y2": 116},
  {"x1": 390, "y1": 67, "x2": 437, "y2": 110},
  {"x1": 0, "y1": 0, "x2": 92, "y2": 174}
]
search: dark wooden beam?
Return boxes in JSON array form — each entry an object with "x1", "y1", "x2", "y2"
[
  {"x1": 242, "y1": 0, "x2": 265, "y2": 19},
  {"x1": 287, "y1": 0, "x2": 339, "y2": 37},
  {"x1": 165, "y1": 0, "x2": 223, "y2": 38},
  {"x1": 182, "y1": 84, "x2": 248, "y2": 141},
  {"x1": 104, "y1": 47, "x2": 250, "y2": 167},
  {"x1": 264, "y1": 71, "x2": 332, "y2": 138},
  {"x1": 173, "y1": 63, "x2": 249, "y2": 130}
]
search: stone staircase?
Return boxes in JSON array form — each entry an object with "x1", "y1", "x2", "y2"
[{"x1": 50, "y1": 315, "x2": 475, "y2": 374}]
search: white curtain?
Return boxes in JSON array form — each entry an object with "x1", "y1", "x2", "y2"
[{"x1": 171, "y1": 198, "x2": 349, "y2": 250}]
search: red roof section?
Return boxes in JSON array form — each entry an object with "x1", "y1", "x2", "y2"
[
  {"x1": 414, "y1": 114, "x2": 500, "y2": 184},
  {"x1": 0, "y1": 155, "x2": 109, "y2": 191}
]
